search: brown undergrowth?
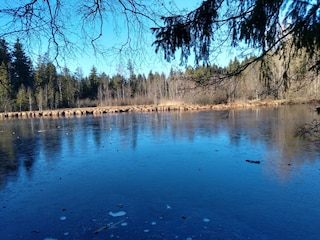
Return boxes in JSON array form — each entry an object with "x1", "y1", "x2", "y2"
[{"x1": 0, "y1": 98, "x2": 319, "y2": 120}]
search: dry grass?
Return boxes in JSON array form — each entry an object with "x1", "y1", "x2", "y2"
[{"x1": 1, "y1": 98, "x2": 319, "y2": 120}]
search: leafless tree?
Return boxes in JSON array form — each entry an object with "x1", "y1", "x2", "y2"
[{"x1": 0, "y1": 0, "x2": 173, "y2": 65}]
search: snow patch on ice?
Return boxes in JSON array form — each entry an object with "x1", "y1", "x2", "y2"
[
  {"x1": 108, "y1": 211, "x2": 126, "y2": 217},
  {"x1": 203, "y1": 218, "x2": 210, "y2": 222}
]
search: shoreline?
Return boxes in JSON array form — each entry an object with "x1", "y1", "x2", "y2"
[{"x1": 0, "y1": 99, "x2": 319, "y2": 120}]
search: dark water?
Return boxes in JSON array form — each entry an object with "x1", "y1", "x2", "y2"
[{"x1": 1, "y1": 105, "x2": 320, "y2": 240}]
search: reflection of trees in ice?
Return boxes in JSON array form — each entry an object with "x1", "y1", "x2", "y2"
[
  {"x1": 295, "y1": 119, "x2": 320, "y2": 146},
  {"x1": 0, "y1": 120, "x2": 38, "y2": 188},
  {"x1": 216, "y1": 105, "x2": 320, "y2": 181},
  {"x1": 0, "y1": 118, "x2": 65, "y2": 189}
]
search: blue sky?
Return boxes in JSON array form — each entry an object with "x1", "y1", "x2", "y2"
[
  {"x1": 67, "y1": 0, "x2": 203, "y2": 77},
  {"x1": 0, "y1": 0, "x2": 243, "y2": 78},
  {"x1": 63, "y1": 0, "x2": 241, "y2": 77}
]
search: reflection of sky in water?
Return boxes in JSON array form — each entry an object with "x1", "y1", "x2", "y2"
[{"x1": 1, "y1": 105, "x2": 320, "y2": 239}]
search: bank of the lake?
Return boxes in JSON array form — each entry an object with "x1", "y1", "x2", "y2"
[{"x1": 1, "y1": 98, "x2": 319, "y2": 120}]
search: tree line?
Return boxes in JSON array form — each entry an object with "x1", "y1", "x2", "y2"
[
  {"x1": 0, "y1": 38, "x2": 319, "y2": 113},
  {"x1": 0, "y1": 39, "x2": 168, "y2": 112}
]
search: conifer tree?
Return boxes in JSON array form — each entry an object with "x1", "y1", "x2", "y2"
[
  {"x1": 0, "y1": 39, "x2": 12, "y2": 100},
  {"x1": 46, "y1": 62, "x2": 57, "y2": 109},
  {"x1": 0, "y1": 63, "x2": 12, "y2": 111},
  {"x1": 88, "y1": 66, "x2": 99, "y2": 100},
  {"x1": 11, "y1": 39, "x2": 33, "y2": 93},
  {"x1": 0, "y1": 39, "x2": 11, "y2": 72}
]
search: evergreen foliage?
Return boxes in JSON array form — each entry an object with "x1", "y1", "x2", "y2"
[
  {"x1": 152, "y1": 0, "x2": 320, "y2": 72},
  {"x1": 11, "y1": 39, "x2": 33, "y2": 92}
]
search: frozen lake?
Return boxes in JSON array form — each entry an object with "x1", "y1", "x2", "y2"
[{"x1": 1, "y1": 105, "x2": 320, "y2": 239}]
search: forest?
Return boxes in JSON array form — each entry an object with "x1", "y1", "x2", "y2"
[{"x1": 0, "y1": 38, "x2": 319, "y2": 113}]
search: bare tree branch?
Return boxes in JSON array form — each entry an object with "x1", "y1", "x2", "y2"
[{"x1": 0, "y1": 0, "x2": 171, "y2": 66}]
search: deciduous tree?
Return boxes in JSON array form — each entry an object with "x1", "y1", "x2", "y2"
[{"x1": 0, "y1": 0, "x2": 167, "y2": 64}]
